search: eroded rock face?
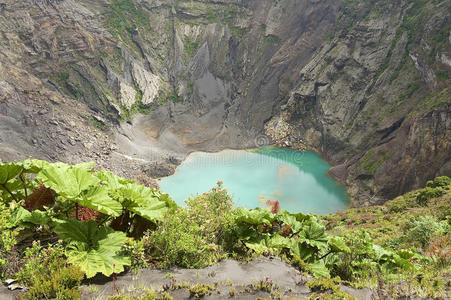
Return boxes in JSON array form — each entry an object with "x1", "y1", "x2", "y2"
[
  {"x1": 0, "y1": 0, "x2": 449, "y2": 205},
  {"x1": 263, "y1": 0, "x2": 451, "y2": 205}
]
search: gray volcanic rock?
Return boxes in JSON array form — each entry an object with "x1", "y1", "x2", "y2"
[{"x1": 0, "y1": 0, "x2": 449, "y2": 205}]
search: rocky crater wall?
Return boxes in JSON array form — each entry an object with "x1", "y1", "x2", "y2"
[{"x1": 0, "y1": 0, "x2": 449, "y2": 206}]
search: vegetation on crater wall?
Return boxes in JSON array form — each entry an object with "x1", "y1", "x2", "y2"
[
  {"x1": 106, "y1": 0, "x2": 150, "y2": 56},
  {"x1": 338, "y1": 0, "x2": 450, "y2": 97}
]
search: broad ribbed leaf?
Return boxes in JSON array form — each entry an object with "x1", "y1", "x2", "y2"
[
  {"x1": 112, "y1": 183, "x2": 173, "y2": 222},
  {"x1": 307, "y1": 260, "x2": 330, "y2": 278},
  {"x1": 234, "y1": 208, "x2": 274, "y2": 225},
  {"x1": 96, "y1": 170, "x2": 132, "y2": 190},
  {"x1": 372, "y1": 244, "x2": 392, "y2": 260},
  {"x1": 328, "y1": 236, "x2": 350, "y2": 253},
  {"x1": 0, "y1": 163, "x2": 23, "y2": 185},
  {"x1": 277, "y1": 211, "x2": 307, "y2": 233},
  {"x1": 20, "y1": 159, "x2": 54, "y2": 174},
  {"x1": 290, "y1": 242, "x2": 317, "y2": 261},
  {"x1": 114, "y1": 184, "x2": 157, "y2": 207},
  {"x1": 38, "y1": 165, "x2": 100, "y2": 199},
  {"x1": 300, "y1": 219, "x2": 328, "y2": 251},
  {"x1": 78, "y1": 186, "x2": 122, "y2": 217},
  {"x1": 268, "y1": 234, "x2": 292, "y2": 249},
  {"x1": 0, "y1": 179, "x2": 25, "y2": 202},
  {"x1": 66, "y1": 243, "x2": 130, "y2": 278},
  {"x1": 245, "y1": 235, "x2": 272, "y2": 254},
  {"x1": 25, "y1": 210, "x2": 50, "y2": 226},
  {"x1": 54, "y1": 218, "x2": 99, "y2": 242},
  {"x1": 55, "y1": 219, "x2": 130, "y2": 278},
  {"x1": 38, "y1": 165, "x2": 122, "y2": 216},
  {"x1": 7, "y1": 207, "x2": 49, "y2": 227},
  {"x1": 7, "y1": 207, "x2": 31, "y2": 228},
  {"x1": 21, "y1": 159, "x2": 93, "y2": 174},
  {"x1": 131, "y1": 201, "x2": 168, "y2": 222}
]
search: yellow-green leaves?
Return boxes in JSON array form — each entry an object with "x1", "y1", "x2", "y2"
[
  {"x1": 38, "y1": 164, "x2": 100, "y2": 199},
  {"x1": 38, "y1": 164, "x2": 122, "y2": 217},
  {"x1": 54, "y1": 219, "x2": 130, "y2": 278},
  {"x1": 0, "y1": 162, "x2": 23, "y2": 185},
  {"x1": 111, "y1": 184, "x2": 172, "y2": 222}
]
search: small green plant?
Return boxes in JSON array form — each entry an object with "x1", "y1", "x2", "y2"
[
  {"x1": 188, "y1": 283, "x2": 216, "y2": 298},
  {"x1": 184, "y1": 36, "x2": 201, "y2": 62},
  {"x1": 144, "y1": 207, "x2": 219, "y2": 269},
  {"x1": 307, "y1": 277, "x2": 356, "y2": 300},
  {"x1": 160, "y1": 291, "x2": 173, "y2": 300}
]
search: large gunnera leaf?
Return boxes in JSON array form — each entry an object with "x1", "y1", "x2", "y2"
[
  {"x1": 111, "y1": 183, "x2": 175, "y2": 222},
  {"x1": 328, "y1": 236, "x2": 350, "y2": 253},
  {"x1": 0, "y1": 163, "x2": 24, "y2": 200},
  {"x1": 38, "y1": 165, "x2": 122, "y2": 217},
  {"x1": 38, "y1": 164, "x2": 100, "y2": 198},
  {"x1": 306, "y1": 260, "x2": 330, "y2": 278},
  {"x1": 299, "y1": 217, "x2": 329, "y2": 251},
  {"x1": 234, "y1": 207, "x2": 275, "y2": 225},
  {"x1": 7, "y1": 207, "x2": 50, "y2": 228},
  {"x1": 79, "y1": 186, "x2": 122, "y2": 217},
  {"x1": 96, "y1": 170, "x2": 133, "y2": 190},
  {"x1": 54, "y1": 219, "x2": 130, "y2": 278},
  {"x1": 0, "y1": 162, "x2": 23, "y2": 185}
]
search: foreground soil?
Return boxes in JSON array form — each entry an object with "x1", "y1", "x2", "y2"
[
  {"x1": 86, "y1": 257, "x2": 377, "y2": 299},
  {"x1": 1, "y1": 258, "x2": 375, "y2": 299}
]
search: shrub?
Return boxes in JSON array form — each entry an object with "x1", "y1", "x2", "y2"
[
  {"x1": 0, "y1": 201, "x2": 19, "y2": 279},
  {"x1": 16, "y1": 241, "x2": 84, "y2": 300},
  {"x1": 121, "y1": 237, "x2": 147, "y2": 271},
  {"x1": 416, "y1": 187, "x2": 444, "y2": 206},
  {"x1": 427, "y1": 236, "x2": 451, "y2": 270},
  {"x1": 144, "y1": 207, "x2": 222, "y2": 269},
  {"x1": 107, "y1": 290, "x2": 159, "y2": 300},
  {"x1": 417, "y1": 176, "x2": 451, "y2": 206},
  {"x1": 386, "y1": 196, "x2": 411, "y2": 213},
  {"x1": 426, "y1": 176, "x2": 451, "y2": 188},
  {"x1": 330, "y1": 230, "x2": 377, "y2": 281},
  {"x1": 144, "y1": 183, "x2": 233, "y2": 268},
  {"x1": 184, "y1": 181, "x2": 235, "y2": 247},
  {"x1": 405, "y1": 216, "x2": 448, "y2": 248},
  {"x1": 306, "y1": 277, "x2": 356, "y2": 300}
]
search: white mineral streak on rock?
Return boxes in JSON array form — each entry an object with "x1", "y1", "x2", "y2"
[
  {"x1": 119, "y1": 81, "x2": 137, "y2": 109},
  {"x1": 132, "y1": 62, "x2": 162, "y2": 105}
]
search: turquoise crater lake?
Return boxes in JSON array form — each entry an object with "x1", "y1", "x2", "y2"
[{"x1": 159, "y1": 147, "x2": 350, "y2": 215}]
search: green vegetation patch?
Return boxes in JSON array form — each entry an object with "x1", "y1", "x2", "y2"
[
  {"x1": 359, "y1": 149, "x2": 389, "y2": 175},
  {"x1": 183, "y1": 35, "x2": 201, "y2": 64},
  {"x1": 105, "y1": 0, "x2": 150, "y2": 58},
  {"x1": 322, "y1": 176, "x2": 451, "y2": 297},
  {"x1": 413, "y1": 87, "x2": 451, "y2": 114}
]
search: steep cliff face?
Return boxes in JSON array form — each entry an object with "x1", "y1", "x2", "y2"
[
  {"x1": 0, "y1": 0, "x2": 449, "y2": 205},
  {"x1": 265, "y1": 0, "x2": 451, "y2": 205}
]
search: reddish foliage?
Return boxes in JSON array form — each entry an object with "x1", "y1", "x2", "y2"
[
  {"x1": 24, "y1": 185, "x2": 55, "y2": 211},
  {"x1": 281, "y1": 224, "x2": 292, "y2": 237},
  {"x1": 428, "y1": 236, "x2": 451, "y2": 259},
  {"x1": 265, "y1": 199, "x2": 280, "y2": 214},
  {"x1": 71, "y1": 206, "x2": 101, "y2": 222}
]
